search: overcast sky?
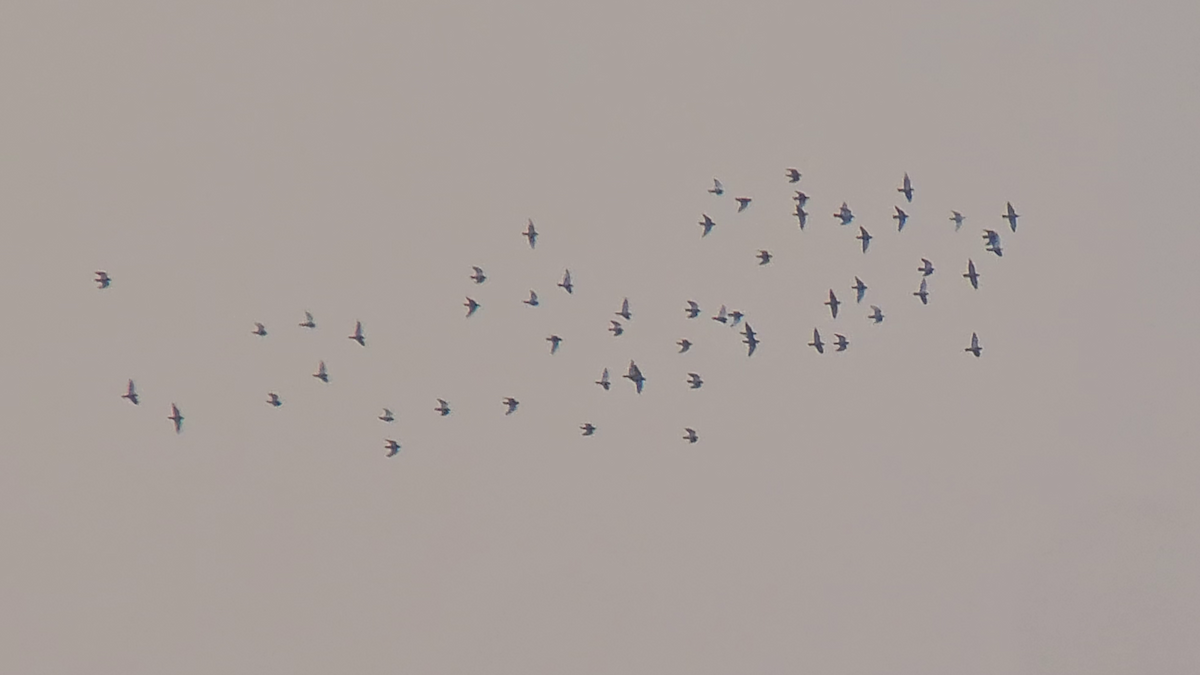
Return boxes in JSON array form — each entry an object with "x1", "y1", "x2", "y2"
[{"x1": 2, "y1": 1, "x2": 1199, "y2": 672}]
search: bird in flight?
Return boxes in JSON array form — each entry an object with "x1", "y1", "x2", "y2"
[
  {"x1": 918, "y1": 258, "x2": 934, "y2": 276},
  {"x1": 168, "y1": 403, "x2": 184, "y2": 434},
  {"x1": 547, "y1": 334, "x2": 563, "y2": 354},
  {"x1": 699, "y1": 214, "x2": 716, "y2": 237},
  {"x1": 684, "y1": 300, "x2": 701, "y2": 319},
  {"x1": 833, "y1": 334, "x2": 849, "y2": 352},
  {"x1": 385, "y1": 440, "x2": 401, "y2": 457},
  {"x1": 728, "y1": 310, "x2": 745, "y2": 328},
  {"x1": 502, "y1": 397, "x2": 520, "y2": 415},
  {"x1": 252, "y1": 322, "x2": 267, "y2": 336},
  {"x1": 267, "y1": 393, "x2": 282, "y2": 407},
  {"x1": 785, "y1": 168, "x2": 802, "y2": 183},
  {"x1": 624, "y1": 360, "x2": 646, "y2": 394},
  {"x1": 313, "y1": 360, "x2": 329, "y2": 382},
  {"x1": 464, "y1": 297, "x2": 481, "y2": 317},
  {"x1": 950, "y1": 211, "x2": 965, "y2": 231},
  {"x1": 793, "y1": 190, "x2": 810, "y2": 206},
  {"x1": 1003, "y1": 202, "x2": 1019, "y2": 232},
  {"x1": 708, "y1": 178, "x2": 724, "y2": 195},
  {"x1": 687, "y1": 372, "x2": 704, "y2": 389},
  {"x1": 857, "y1": 226, "x2": 872, "y2": 253},
  {"x1": 95, "y1": 271, "x2": 111, "y2": 289},
  {"x1": 677, "y1": 338, "x2": 692, "y2": 353},
  {"x1": 793, "y1": 205, "x2": 809, "y2": 230},
  {"x1": 379, "y1": 408, "x2": 394, "y2": 422},
  {"x1": 898, "y1": 172, "x2": 914, "y2": 202},
  {"x1": 683, "y1": 428, "x2": 699, "y2": 444},
  {"x1": 615, "y1": 298, "x2": 631, "y2": 320},
  {"x1": 852, "y1": 277, "x2": 868, "y2": 303},
  {"x1": 580, "y1": 423, "x2": 597, "y2": 436},
  {"x1": 825, "y1": 290, "x2": 841, "y2": 319},
  {"x1": 868, "y1": 305, "x2": 885, "y2": 324},
  {"x1": 757, "y1": 250, "x2": 773, "y2": 265},
  {"x1": 558, "y1": 269, "x2": 573, "y2": 294},
  {"x1": 893, "y1": 206, "x2": 909, "y2": 232},
  {"x1": 964, "y1": 259, "x2": 980, "y2": 289},
  {"x1": 122, "y1": 379, "x2": 139, "y2": 405},
  {"x1": 914, "y1": 278, "x2": 929, "y2": 305},
  {"x1": 983, "y1": 230, "x2": 1003, "y2": 257},
  {"x1": 524, "y1": 290, "x2": 539, "y2": 307},
  {"x1": 834, "y1": 202, "x2": 854, "y2": 225},
  {"x1": 434, "y1": 399, "x2": 451, "y2": 416},
  {"x1": 742, "y1": 323, "x2": 759, "y2": 356},
  {"x1": 808, "y1": 328, "x2": 825, "y2": 354},
  {"x1": 596, "y1": 368, "x2": 611, "y2": 390},
  {"x1": 609, "y1": 320, "x2": 624, "y2": 336},
  {"x1": 523, "y1": 220, "x2": 538, "y2": 248},
  {"x1": 470, "y1": 266, "x2": 487, "y2": 284},
  {"x1": 966, "y1": 332, "x2": 983, "y2": 357},
  {"x1": 735, "y1": 197, "x2": 752, "y2": 212},
  {"x1": 712, "y1": 304, "x2": 728, "y2": 324},
  {"x1": 348, "y1": 321, "x2": 366, "y2": 346},
  {"x1": 299, "y1": 311, "x2": 316, "y2": 329}
]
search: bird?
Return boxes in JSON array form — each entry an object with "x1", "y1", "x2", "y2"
[
  {"x1": 502, "y1": 397, "x2": 520, "y2": 415},
  {"x1": 735, "y1": 197, "x2": 752, "y2": 212},
  {"x1": 964, "y1": 259, "x2": 980, "y2": 289},
  {"x1": 596, "y1": 368, "x2": 611, "y2": 390},
  {"x1": 808, "y1": 328, "x2": 825, "y2": 354},
  {"x1": 313, "y1": 360, "x2": 329, "y2": 382},
  {"x1": 708, "y1": 178, "x2": 724, "y2": 195},
  {"x1": 793, "y1": 191, "x2": 809, "y2": 206},
  {"x1": 167, "y1": 403, "x2": 184, "y2": 434},
  {"x1": 793, "y1": 205, "x2": 809, "y2": 229},
  {"x1": 966, "y1": 332, "x2": 983, "y2": 357},
  {"x1": 918, "y1": 258, "x2": 934, "y2": 276},
  {"x1": 893, "y1": 206, "x2": 909, "y2": 231},
  {"x1": 914, "y1": 278, "x2": 929, "y2": 305},
  {"x1": 464, "y1": 297, "x2": 481, "y2": 317},
  {"x1": 687, "y1": 372, "x2": 703, "y2": 389},
  {"x1": 868, "y1": 305, "x2": 885, "y2": 324},
  {"x1": 684, "y1": 300, "x2": 701, "y2": 319},
  {"x1": 834, "y1": 202, "x2": 854, "y2": 225},
  {"x1": 683, "y1": 428, "x2": 699, "y2": 443},
  {"x1": 677, "y1": 338, "x2": 692, "y2": 353},
  {"x1": 523, "y1": 219, "x2": 538, "y2": 248},
  {"x1": 379, "y1": 408, "x2": 394, "y2": 422},
  {"x1": 385, "y1": 440, "x2": 401, "y2": 457},
  {"x1": 615, "y1": 298, "x2": 631, "y2": 320},
  {"x1": 434, "y1": 399, "x2": 451, "y2": 416},
  {"x1": 122, "y1": 379, "x2": 139, "y2": 405},
  {"x1": 898, "y1": 172, "x2": 914, "y2": 202},
  {"x1": 742, "y1": 323, "x2": 759, "y2": 356},
  {"x1": 547, "y1": 334, "x2": 563, "y2": 354},
  {"x1": 699, "y1": 214, "x2": 716, "y2": 237},
  {"x1": 983, "y1": 229, "x2": 1004, "y2": 257},
  {"x1": 348, "y1": 321, "x2": 365, "y2": 346},
  {"x1": 609, "y1": 320, "x2": 624, "y2": 336},
  {"x1": 712, "y1": 304, "x2": 728, "y2": 324},
  {"x1": 757, "y1": 250, "x2": 773, "y2": 265},
  {"x1": 852, "y1": 277, "x2": 868, "y2": 303},
  {"x1": 524, "y1": 290, "x2": 539, "y2": 307},
  {"x1": 833, "y1": 334, "x2": 849, "y2": 352},
  {"x1": 857, "y1": 226, "x2": 872, "y2": 253},
  {"x1": 624, "y1": 360, "x2": 646, "y2": 394},
  {"x1": 580, "y1": 423, "x2": 596, "y2": 436},
  {"x1": 950, "y1": 211, "x2": 965, "y2": 231},
  {"x1": 299, "y1": 311, "x2": 316, "y2": 329},
  {"x1": 558, "y1": 269, "x2": 573, "y2": 294},
  {"x1": 825, "y1": 290, "x2": 841, "y2": 319},
  {"x1": 1003, "y1": 202, "x2": 1019, "y2": 232},
  {"x1": 267, "y1": 393, "x2": 282, "y2": 407},
  {"x1": 252, "y1": 322, "x2": 267, "y2": 336},
  {"x1": 470, "y1": 266, "x2": 487, "y2": 284},
  {"x1": 785, "y1": 168, "x2": 802, "y2": 183},
  {"x1": 94, "y1": 271, "x2": 111, "y2": 288},
  {"x1": 728, "y1": 310, "x2": 745, "y2": 327}
]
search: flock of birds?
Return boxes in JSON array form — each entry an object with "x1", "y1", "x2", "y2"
[{"x1": 98, "y1": 169, "x2": 1022, "y2": 455}]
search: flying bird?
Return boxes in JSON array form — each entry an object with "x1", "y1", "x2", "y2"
[
  {"x1": 677, "y1": 339, "x2": 692, "y2": 353},
  {"x1": 348, "y1": 321, "x2": 365, "y2": 346},
  {"x1": 502, "y1": 397, "x2": 520, "y2": 415},
  {"x1": 852, "y1": 277, "x2": 868, "y2": 303},
  {"x1": 914, "y1": 278, "x2": 929, "y2": 305},
  {"x1": 735, "y1": 197, "x2": 752, "y2": 212},
  {"x1": 470, "y1": 266, "x2": 487, "y2": 284},
  {"x1": 434, "y1": 399, "x2": 451, "y2": 416},
  {"x1": 808, "y1": 328, "x2": 825, "y2": 354},
  {"x1": 596, "y1": 368, "x2": 611, "y2": 390},
  {"x1": 950, "y1": 211, "x2": 965, "y2": 231},
  {"x1": 267, "y1": 393, "x2": 282, "y2": 407},
  {"x1": 299, "y1": 311, "x2": 316, "y2": 329},
  {"x1": 684, "y1": 300, "x2": 701, "y2": 319},
  {"x1": 793, "y1": 205, "x2": 809, "y2": 229},
  {"x1": 385, "y1": 439, "x2": 401, "y2": 457},
  {"x1": 523, "y1": 220, "x2": 538, "y2": 248},
  {"x1": 742, "y1": 323, "x2": 759, "y2": 356},
  {"x1": 609, "y1": 320, "x2": 624, "y2": 336},
  {"x1": 94, "y1": 271, "x2": 111, "y2": 289},
  {"x1": 983, "y1": 229, "x2": 1004, "y2": 257},
  {"x1": 624, "y1": 360, "x2": 646, "y2": 394},
  {"x1": 833, "y1": 334, "x2": 849, "y2": 352},
  {"x1": 712, "y1": 304, "x2": 728, "y2": 324},
  {"x1": 252, "y1": 322, "x2": 267, "y2": 336},
  {"x1": 580, "y1": 423, "x2": 596, "y2": 436},
  {"x1": 687, "y1": 373, "x2": 704, "y2": 389},
  {"x1": 313, "y1": 360, "x2": 329, "y2": 382},
  {"x1": 825, "y1": 290, "x2": 841, "y2": 319},
  {"x1": 708, "y1": 178, "x2": 724, "y2": 195},
  {"x1": 785, "y1": 168, "x2": 802, "y2": 183},
  {"x1": 728, "y1": 310, "x2": 745, "y2": 327},
  {"x1": 464, "y1": 297, "x2": 481, "y2": 317},
  {"x1": 122, "y1": 379, "x2": 139, "y2": 405},
  {"x1": 683, "y1": 428, "x2": 699, "y2": 443},
  {"x1": 615, "y1": 298, "x2": 631, "y2": 320},
  {"x1": 379, "y1": 408, "x2": 394, "y2": 422},
  {"x1": 966, "y1": 332, "x2": 983, "y2": 357},
  {"x1": 699, "y1": 214, "x2": 716, "y2": 237},
  {"x1": 893, "y1": 206, "x2": 908, "y2": 231},
  {"x1": 524, "y1": 290, "x2": 539, "y2": 307},
  {"x1": 964, "y1": 259, "x2": 980, "y2": 289},
  {"x1": 857, "y1": 226, "x2": 872, "y2": 253},
  {"x1": 167, "y1": 403, "x2": 184, "y2": 434},
  {"x1": 1003, "y1": 202, "x2": 1019, "y2": 232},
  {"x1": 757, "y1": 250, "x2": 773, "y2": 265},
  {"x1": 793, "y1": 191, "x2": 809, "y2": 207},
  {"x1": 918, "y1": 258, "x2": 934, "y2": 276},
  {"x1": 834, "y1": 202, "x2": 854, "y2": 225},
  {"x1": 898, "y1": 172, "x2": 914, "y2": 202},
  {"x1": 558, "y1": 269, "x2": 573, "y2": 294},
  {"x1": 868, "y1": 305, "x2": 885, "y2": 324},
  {"x1": 547, "y1": 334, "x2": 563, "y2": 354}
]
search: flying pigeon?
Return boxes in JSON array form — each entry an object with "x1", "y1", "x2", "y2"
[
  {"x1": 313, "y1": 360, "x2": 329, "y2": 382},
  {"x1": 94, "y1": 271, "x2": 111, "y2": 289},
  {"x1": 609, "y1": 320, "x2": 624, "y2": 336},
  {"x1": 857, "y1": 226, "x2": 872, "y2": 253},
  {"x1": 615, "y1": 298, "x2": 631, "y2": 320},
  {"x1": 785, "y1": 168, "x2": 801, "y2": 183},
  {"x1": 708, "y1": 179, "x2": 724, "y2": 195},
  {"x1": 547, "y1": 334, "x2": 563, "y2": 354},
  {"x1": 385, "y1": 439, "x2": 401, "y2": 457},
  {"x1": 868, "y1": 305, "x2": 884, "y2": 324},
  {"x1": 464, "y1": 297, "x2": 481, "y2": 317},
  {"x1": 918, "y1": 258, "x2": 934, "y2": 276},
  {"x1": 833, "y1": 334, "x2": 849, "y2": 352},
  {"x1": 122, "y1": 379, "x2": 139, "y2": 405},
  {"x1": 825, "y1": 290, "x2": 841, "y2": 319},
  {"x1": 893, "y1": 206, "x2": 908, "y2": 231},
  {"x1": 1003, "y1": 202, "x2": 1019, "y2": 232},
  {"x1": 966, "y1": 332, "x2": 983, "y2": 357},
  {"x1": 684, "y1": 300, "x2": 701, "y2": 319},
  {"x1": 580, "y1": 423, "x2": 596, "y2": 436},
  {"x1": 757, "y1": 250, "x2": 773, "y2": 265},
  {"x1": 728, "y1": 310, "x2": 744, "y2": 327},
  {"x1": 677, "y1": 338, "x2": 692, "y2": 353},
  {"x1": 502, "y1": 397, "x2": 520, "y2": 415},
  {"x1": 523, "y1": 219, "x2": 538, "y2": 248},
  {"x1": 834, "y1": 202, "x2": 854, "y2": 225},
  {"x1": 794, "y1": 205, "x2": 809, "y2": 229},
  {"x1": 712, "y1": 304, "x2": 728, "y2": 324},
  {"x1": 808, "y1": 328, "x2": 825, "y2": 354},
  {"x1": 596, "y1": 368, "x2": 611, "y2": 390},
  {"x1": 524, "y1": 290, "x2": 539, "y2": 307},
  {"x1": 683, "y1": 428, "x2": 699, "y2": 443},
  {"x1": 252, "y1": 322, "x2": 267, "y2": 336},
  {"x1": 470, "y1": 266, "x2": 487, "y2": 284},
  {"x1": 983, "y1": 229, "x2": 1004, "y2": 257},
  {"x1": 379, "y1": 408, "x2": 394, "y2": 422},
  {"x1": 914, "y1": 278, "x2": 929, "y2": 305},
  {"x1": 167, "y1": 403, "x2": 184, "y2": 434},
  {"x1": 267, "y1": 393, "x2": 282, "y2": 407},
  {"x1": 742, "y1": 323, "x2": 759, "y2": 356},
  {"x1": 699, "y1": 214, "x2": 716, "y2": 237},
  {"x1": 348, "y1": 321, "x2": 365, "y2": 346},
  {"x1": 434, "y1": 399, "x2": 451, "y2": 416},
  {"x1": 735, "y1": 197, "x2": 752, "y2": 212},
  {"x1": 624, "y1": 360, "x2": 646, "y2": 394},
  {"x1": 898, "y1": 172, "x2": 914, "y2": 202},
  {"x1": 687, "y1": 373, "x2": 703, "y2": 389},
  {"x1": 558, "y1": 269, "x2": 573, "y2": 294},
  {"x1": 964, "y1": 259, "x2": 980, "y2": 289},
  {"x1": 852, "y1": 277, "x2": 867, "y2": 303},
  {"x1": 950, "y1": 211, "x2": 965, "y2": 231},
  {"x1": 299, "y1": 311, "x2": 316, "y2": 329}
]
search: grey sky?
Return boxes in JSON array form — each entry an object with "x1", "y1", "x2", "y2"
[{"x1": 2, "y1": 1, "x2": 1199, "y2": 672}]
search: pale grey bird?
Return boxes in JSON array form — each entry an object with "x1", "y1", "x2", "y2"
[
  {"x1": 893, "y1": 206, "x2": 908, "y2": 231},
  {"x1": 502, "y1": 397, "x2": 519, "y2": 415},
  {"x1": 252, "y1": 322, "x2": 267, "y2": 336},
  {"x1": 677, "y1": 338, "x2": 692, "y2": 353},
  {"x1": 122, "y1": 379, "x2": 139, "y2": 405},
  {"x1": 167, "y1": 403, "x2": 184, "y2": 434},
  {"x1": 757, "y1": 250, "x2": 772, "y2": 265},
  {"x1": 464, "y1": 297, "x2": 480, "y2": 317},
  {"x1": 95, "y1": 271, "x2": 111, "y2": 288},
  {"x1": 596, "y1": 368, "x2": 611, "y2": 390},
  {"x1": 385, "y1": 439, "x2": 401, "y2": 457},
  {"x1": 685, "y1": 300, "x2": 701, "y2": 319},
  {"x1": 470, "y1": 266, "x2": 487, "y2": 284},
  {"x1": 918, "y1": 258, "x2": 934, "y2": 276},
  {"x1": 434, "y1": 399, "x2": 451, "y2": 416},
  {"x1": 547, "y1": 334, "x2": 563, "y2": 354},
  {"x1": 699, "y1": 214, "x2": 716, "y2": 237},
  {"x1": 964, "y1": 259, "x2": 980, "y2": 289},
  {"x1": 914, "y1": 278, "x2": 929, "y2": 305},
  {"x1": 898, "y1": 172, "x2": 913, "y2": 202},
  {"x1": 735, "y1": 197, "x2": 752, "y2": 212},
  {"x1": 624, "y1": 360, "x2": 646, "y2": 394},
  {"x1": 708, "y1": 178, "x2": 724, "y2": 195},
  {"x1": 852, "y1": 277, "x2": 867, "y2": 303},
  {"x1": 825, "y1": 289, "x2": 841, "y2": 319},
  {"x1": 558, "y1": 269, "x2": 573, "y2": 294},
  {"x1": 524, "y1": 290, "x2": 539, "y2": 307},
  {"x1": 857, "y1": 226, "x2": 872, "y2": 253},
  {"x1": 267, "y1": 393, "x2": 282, "y2": 407},
  {"x1": 299, "y1": 311, "x2": 316, "y2": 328},
  {"x1": 950, "y1": 211, "x2": 965, "y2": 231},
  {"x1": 523, "y1": 219, "x2": 538, "y2": 248},
  {"x1": 683, "y1": 428, "x2": 699, "y2": 443},
  {"x1": 785, "y1": 168, "x2": 802, "y2": 183},
  {"x1": 966, "y1": 332, "x2": 983, "y2": 357},
  {"x1": 833, "y1": 334, "x2": 849, "y2": 352},
  {"x1": 615, "y1": 298, "x2": 631, "y2": 320},
  {"x1": 1003, "y1": 202, "x2": 1019, "y2": 232},
  {"x1": 379, "y1": 408, "x2": 394, "y2": 422},
  {"x1": 348, "y1": 321, "x2": 365, "y2": 346},
  {"x1": 834, "y1": 202, "x2": 854, "y2": 225},
  {"x1": 580, "y1": 423, "x2": 596, "y2": 436},
  {"x1": 808, "y1": 328, "x2": 825, "y2": 354},
  {"x1": 742, "y1": 323, "x2": 759, "y2": 356},
  {"x1": 868, "y1": 305, "x2": 884, "y2": 324},
  {"x1": 712, "y1": 304, "x2": 728, "y2": 324},
  {"x1": 687, "y1": 373, "x2": 703, "y2": 389},
  {"x1": 609, "y1": 320, "x2": 624, "y2": 336},
  {"x1": 313, "y1": 360, "x2": 329, "y2": 382}
]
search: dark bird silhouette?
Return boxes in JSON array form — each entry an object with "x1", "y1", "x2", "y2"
[
  {"x1": 379, "y1": 408, "x2": 394, "y2": 422},
  {"x1": 624, "y1": 360, "x2": 646, "y2": 394},
  {"x1": 757, "y1": 250, "x2": 773, "y2": 265},
  {"x1": 122, "y1": 379, "x2": 139, "y2": 405},
  {"x1": 615, "y1": 298, "x2": 631, "y2": 320},
  {"x1": 868, "y1": 305, "x2": 885, "y2": 324},
  {"x1": 793, "y1": 190, "x2": 809, "y2": 207},
  {"x1": 964, "y1": 259, "x2": 980, "y2": 289},
  {"x1": 914, "y1": 278, "x2": 929, "y2": 305},
  {"x1": 742, "y1": 323, "x2": 759, "y2": 356},
  {"x1": 684, "y1": 300, "x2": 701, "y2": 319},
  {"x1": 683, "y1": 428, "x2": 699, "y2": 443},
  {"x1": 687, "y1": 372, "x2": 703, "y2": 389},
  {"x1": 735, "y1": 197, "x2": 752, "y2": 212},
  {"x1": 609, "y1": 320, "x2": 624, "y2": 337},
  {"x1": 168, "y1": 403, "x2": 184, "y2": 434},
  {"x1": 252, "y1": 322, "x2": 267, "y2": 336},
  {"x1": 558, "y1": 269, "x2": 573, "y2": 294},
  {"x1": 983, "y1": 229, "x2": 1004, "y2": 257},
  {"x1": 547, "y1": 334, "x2": 563, "y2": 354},
  {"x1": 699, "y1": 214, "x2": 716, "y2": 237},
  {"x1": 313, "y1": 360, "x2": 329, "y2": 382},
  {"x1": 966, "y1": 332, "x2": 983, "y2": 357},
  {"x1": 708, "y1": 178, "x2": 724, "y2": 195},
  {"x1": 950, "y1": 211, "x2": 965, "y2": 231},
  {"x1": 677, "y1": 338, "x2": 692, "y2": 353},
  {"x1": 857, "y1": 226, "x2": 872, "y2": 253},
  {"x1": 712, "y1": 304, "x2": 728, "y2": 324},
  {"x1": 580, "y1": 423, "x2": 596, "y2": 436},
  {"x1": 385, "y1": 439, "x2": 401, "y2": 457},
  {"x1": 898, "y1": 172, "x2": 914, "y2": 202},
  {"x1": 95, "y1": 271, "x2": 111, "y2": 289},
  {"x1": 464, "y1": 297, "x2": 481, "y2": 317},
  {"x1": 523, "y1": 219, "x2": 538, "y2": 248},
  {"x1": 470, "y1": 266, "x2": 487, "y2": 284},
  {"x1": 833, "y1": 334, "x2": 849, "y2": 352},
  {"x1": 893, "y1": 206, "x2": 909, "y2": 231},
  {"x1": 348, "y1": 321, "x2": 365, "y2": 346},
  {"x1": 434, "y1": 399, "x2": 451, "y2": 416},
  {"x1": 808, "y1": 328, "x2": 825, "y2": 354},
  {"x1": 502, "y1": 397, "x2": 519, "y2": 415},
  {"x1": 825, "y1": 290, "x2": 841, "y2": 319},
  {"x1": 299, "y1": 311, "x2": 316, "y2": 329},
  {"x1": 918, "y1": 258, "x2": 934, "y2": 276},
  {"x1": 1003, "y1": 202, "x2": 1019, "y2": 232},
  {"x1": 524, "y1": 290, "x2": 539, "y2": 307},
  {"x1": 785, "y1": 168, "x2": 802, "y2": 183},
  {"x1": 834, "y1": 202, "x2": 854, "y2": 225},
  {"x1": 596, "y1": 368, "x2": 611, "y2": 390},
  {"x1": 267, "y1": 393, "x2": 282, "y2": 407},
  {"x1": 852, "y1": 276, "x2": 868, "y2": 303},
  {"x1": 794, "y1": 205, "x2": 809, "y2": 230}
]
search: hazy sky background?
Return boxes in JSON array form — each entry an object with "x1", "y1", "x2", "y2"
[{"x1": 2, "y1": 1, "x2": 1199, "y2": 672}]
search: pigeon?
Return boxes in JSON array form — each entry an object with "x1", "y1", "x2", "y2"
[
  {"x1": 167, "y1": 403, "x2": 184, "y2": 434},
  {"x1": 677, "y1": 339, "x2": 692, "y2": 353},
  {"x1": 267, "y1": 393, "x2": 282, "y2": 407},
  {"x1": 808, "y1": 328, "x2": 825, "y2": 354},
  {"x1": 898, "y1": 172, "x2": 914, "y2": 202},
  {"x1": 524, "y1": 290, "x2": 539, "y2": 307},
  {"x1": 684, "y1": 300, "x2": 701, "y2": 319},
  {"x1": 523, "y1": 219, "x2": 538, "y2": 248},
  {"x1": 965, "y1": 332, "x2": 983, "y2": 357},
  {"x1": 793, "y1": 205, "x2": 809, "y2": 229},
  {"x1": 918, "y1": 258, "x2": 934, "y2": 276},
  {"x1": 313, "y1": 360, "x2": 329, "y2": 382},
  {"x1": 735, "y1": 197, "x2": 752, "y2": 212},
  {"x1": 502, "y1": 397, "x2": 520, "y2": 415},
  {"x1": 596, "y1": 368, "x2": 611, "y2": 390},
  {"x1": 949, "y1": 211, "x2": 965, "y2": 231},
  {"x1": 252, "y1": 322, "x2": 267, "y2": 336},
  {"x1": 464, "y1": 297, "x2": 481, "y2": 317},
  {"x1": 712, "y1": 304, "x2": 728, "y2": 324},
  {"x1": 1003, "y1": 202, "x2": 1019, "y2": 232},
  {"x1": 434, "y1": 399, "x2": 451, "y2": 416},
  {"x1": 757, "y1": 250, "x2": 773, "y2": 265},
  {"x1": 94, "y1": 271, "x2": 111, "y2": 289},
  {"x1": 785, "y1": 168, "x2": 802, "y2": 183},
  {"x1": 299, "y1": 311, "x2": 316, "y2": 329},
  {"x1": 852, "y1": 277, "x2": 868, "y2": 303},
  {"x1": 699, "y1": 214, "x2": 716, "y2": 237},
  {"x1": 558, "y1": 269, "x2": 573, "y2": 294},
  {"x1": 122, "y1": 379, "x2": 139, "y2": 405},
  {"x1": 983, "y1": 229, "x2": 1004, "y2": 257},
  {"x1": 470, "y1": 266, "x2": 487, "y2": 284},
  {"x1": 615, "y1": 298, "x2": 631, "y2": 320},
  {"x1": 580, "y1": 423, "x2": 596, "y2": 436},
  {"x1": 868, "y1": 305, "x2": 884, "y2": 324},
  {"x1": 893, "y1": 206, "x2": 908, "y2": 231},
  {"x1": 687, "y1": 373, "x2": 704, "y2": 389},
  {"x1": 793, "y1": 191, "x2": 809, "y2": 207},
  {"x1": 624, "y1": 360, "x2": 646, "y2": 394},
  {"x1": 683, "y1": 428, "x2": 699, "y2": 443},
  {"x1": 833, "y1": 334, "x2": 849, "y2": 352},
  {"x1": 825, "y1": 290, "x2": 841, "y2": 319},
  {"x1": 857, "y1": 226, "x2": 872, "y2": 253},
  {"x1": 609, "y1": 320, "x2": 624, "y2": 336},
  {"x1": 728, "y1": 310, "x2": 745, "y2": 327},
  {"x1": 964, "y1": 259, "x2": 980, "y2": 289},
  {"x1": 379, "y1": 408, "x2": 394, "y2": 422},
  {"x1": 547, "y1": 334, "x2": 563, "y2": 354},
  {"x1": 914, "y1": 278, "x2": 929, "y2": 305},
  {"x1": 742, "y1": 323, "x2": 759, "y2": 356},
  {"x1": 708, "y1": 178, "x2": 724, "y2": 195},
  {"x1": 348, "y1": 321, "x2": 365, "y2": 346},
  {"x1": 385, "y1": 439, "x2": 401, "y2": 457},
  {"x1": 834, "y1": 202, "x2": 854, "y2": 225}
]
